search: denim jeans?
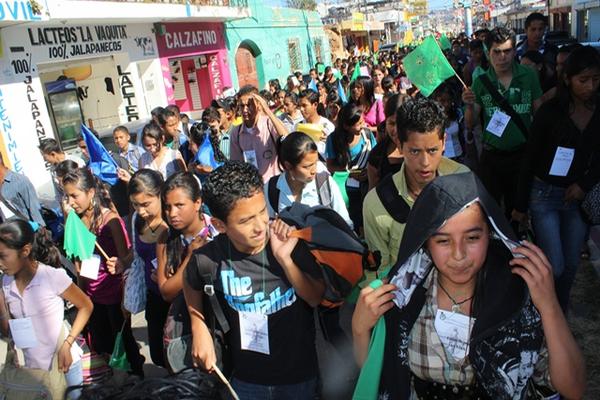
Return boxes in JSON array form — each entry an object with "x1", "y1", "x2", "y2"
[
  {"x1": 65, "y1": 359, "x2": 82, "y2": 399},
  {"x1": 529, "y1": 179, "x2": 589, "y2": 311},
  {"x1": 231, "y1": 377, "x2": 318, "y2": 400}
]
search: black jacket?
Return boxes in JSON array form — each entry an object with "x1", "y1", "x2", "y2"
[{"x1": 379, "y1": 172, "x2": 545, "y2": 399}]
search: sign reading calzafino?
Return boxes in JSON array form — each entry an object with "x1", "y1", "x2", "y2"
[
  {"x1": 155, "y1": 22, "x2": 225, "y2": 58},
  {"x1": 28, "y1": 25, "x2": 128, "y2": 59}
]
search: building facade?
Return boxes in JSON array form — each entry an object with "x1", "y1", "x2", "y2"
[
  {"x1": 225, "y1": 0, "x2": 331, "y2": 90},
  {"x1": 0, "y1": 0, "x2": 249, "y2": 201}
]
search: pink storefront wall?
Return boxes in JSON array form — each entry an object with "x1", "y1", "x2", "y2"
[{"x1": 155, "y1": 22, "x2": 232, "y2": 106}]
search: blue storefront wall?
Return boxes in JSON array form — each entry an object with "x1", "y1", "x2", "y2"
[{"x1": 225, "y1": 0, "x2": 331, "y2": 90}]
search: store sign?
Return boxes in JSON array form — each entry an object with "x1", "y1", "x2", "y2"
[
  {"x1": 155, "y1": 22, "x2": 225, "y2": 57},
  {"x1": 27, "y1": 25, "x2": 129, "y2": 60},
  {"x1": 117, "y1": 65, "x2": 139, "y2": 122},
  {"x1": 0, "y1": 0, "x2": 46, "y2": 22},
  {"x1": 1, "y1": 23, "x2": 156, "y2": 77}
]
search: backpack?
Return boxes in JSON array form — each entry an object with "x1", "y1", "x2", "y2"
[
  {"x1": 278, "y1": 202, "x2": 379, "y2": 308},
  {"x1": 267, "y1": 172, "x2": 332, "y2": 212},
  {"x1": 375, "y1": 173, "x2": 411, "y2": 223},
  {"x1": 162, "y1": 258, "x2": 231, "y2": 375}
]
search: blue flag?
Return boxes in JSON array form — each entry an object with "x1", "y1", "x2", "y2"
[
  {"x1": 194, "y1": 131, "x2": 222, "y2": 170},
  {"x1": 80, "y1": 124, "x2": 118, "y2": 185},
  {"x1": 337, "y1": 79, "x2": 348, "y2": 104},
  {"x1": 308, "y1": 79, "x2": 318, "y2": 93}
]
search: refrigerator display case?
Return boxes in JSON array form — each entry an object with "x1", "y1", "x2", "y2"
[{"x1": 45, "y1": 79, "x2": 84, "y2": 150}]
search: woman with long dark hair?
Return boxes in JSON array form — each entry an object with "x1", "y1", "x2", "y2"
[
  {"x1": 325, "y1": 103, "x2": 376, "y2": 233},
  {"x1": 366, "y1": 93, "x2": 407, "y2": 190},
  {"x1": 0, "y1": 220, "x2": 93, "y2": 398},
  {"x1": 62, "y1": 168, "x2": 145, "y2": 377},
  {"x1": 515, "y1": 45, "x2": 600, "y2": 312},
  {"x1": 349, "y1": 76, "x2": 385, "y2": 138},
  {"x1": 128, "y1": 169, "x2": 169, "y2": 367}
]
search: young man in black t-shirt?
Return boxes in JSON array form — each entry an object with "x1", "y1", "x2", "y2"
[{"x1": 184, "y1": 161, "x2": 325, "y2": 399}]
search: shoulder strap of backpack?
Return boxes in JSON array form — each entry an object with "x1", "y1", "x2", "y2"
[
  {"x1": 479, "y1": 74, "x2": 529, "y2": 138},
  {"x1": 315, "y1": 171, "x2": 332, "y2": 208},
  {"x1": 375, "y1": 174, "x2": 410, "y2": 223},
  {"x1": 194, "y1": 252, "x2": 230, "y2": 334},
  {"x1": 267, "y1": 175, "x2": 280, "y2": 213}
]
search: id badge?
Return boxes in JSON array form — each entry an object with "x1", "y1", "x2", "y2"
[
  {"x1": 548, "y1": 146, "x2": 575, "y2": 177},
  {"x1": 80, "y1": 254, "x2": 101, "y2": 280},
  {"x1": 243, "y1": 150, "x2": 258, "y2": 168},
  {"x1": 486, "y1": 110, "x2": 511, "y2": 138},
  {"x1": 239, "y1": 312, "x2": 269, "y2": 355},
  {"x1": 434, "y1": 309, "x2": 473, "y2": 360},
  {"x1": 9, "y1": 317, "x2": 38, "y2": 349}
]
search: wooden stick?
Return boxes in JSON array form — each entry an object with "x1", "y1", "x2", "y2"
[
  {"x1": 213, "y1": 364, "x2": 239, "y2": 400},
  {"x1": 94, "y1": 241, "x2": 110, "y2": 260}
]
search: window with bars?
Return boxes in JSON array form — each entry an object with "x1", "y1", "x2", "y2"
[
  {"x1": 313, "y1": 37, "x2": 323, "y2": 64},
  {"x1": 288, "y1": 38, "x2": 302, "y2": 73}
]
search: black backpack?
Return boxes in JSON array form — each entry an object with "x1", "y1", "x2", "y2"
[
  {"x1": 163, "y1": 257, "x2": 231, "y2": 375},
  {"x1": 375, "y1": 173, "x2": 411, "y2": 223},
  {"x1": 267, "y1": 171, "x2": 332, "y2": 212}
]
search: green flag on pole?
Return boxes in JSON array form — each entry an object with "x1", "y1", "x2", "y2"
[
  {"x1": 439, "y1": 34, "x2": 452, "y2": 51},
  {"x1": 403, "y1": 36, "x2": 456, "y2": 97},
  {"x1": 63, "y1": 210, "x2": 97, "y2": 260},
  {"x1": 350, "y1": 61, "x2": 361, "y2": 83},
  {"x1": 352, "y1": 279, "x2": 387, "y2": 400}
]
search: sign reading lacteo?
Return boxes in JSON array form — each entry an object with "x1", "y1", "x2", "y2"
[
  {"x1": 28, "y1": 25, "x2": 128, "y2": 59},
  {"x1": 155, "y1": 22, "x2": 225, "y2": 58}
]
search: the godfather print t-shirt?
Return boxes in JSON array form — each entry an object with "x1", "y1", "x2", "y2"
[{"x1": 186, "y1": 234, "x2": 320, "y2": 385}]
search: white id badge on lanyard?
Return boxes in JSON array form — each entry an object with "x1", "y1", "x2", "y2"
[
  {"x1": 434, "y1": 309, "x2": 473, "y2": 360},
  {"x1": 239, "y1": 312, "x2": 270, "y2": 355},
  {"x1": 80, "y1": 254, "x2": 101, "y2": 280},
  {"x1": 243, "y1": 150, "x2": 259, "y2": 169},
  {"x1": 486, "y1": 110, "x2": 511, "y2": 138},
  {"x1": 548, "y1": 146, "x2": 575, "y2": 177},
  {"x1": 9, "y1": 317, "x2": 38, "y2": 349}
]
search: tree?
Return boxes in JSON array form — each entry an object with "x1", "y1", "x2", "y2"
[{"x1": 286, "y1": 0, "x2": 317, "y2": 11}]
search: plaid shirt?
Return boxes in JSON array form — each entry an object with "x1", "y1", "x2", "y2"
[{"x1": 407, "y1": 269, "x2": 553, "y2": 396}]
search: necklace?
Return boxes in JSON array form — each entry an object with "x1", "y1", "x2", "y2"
[
  {"x1": 437, "y1": 279, "x2": 474, "y2": 313},
  {"x1": 146, "y1": 220, "x2": 162, "y2": 236}
]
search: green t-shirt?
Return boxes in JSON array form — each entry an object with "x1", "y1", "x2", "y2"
[{"x1": 472, "y1": 62, "x2": 542, "y2": 151}]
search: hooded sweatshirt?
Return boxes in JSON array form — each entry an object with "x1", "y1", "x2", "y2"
[{"x1": 359, "y1": 172, "x2": 548, "y2": 400}]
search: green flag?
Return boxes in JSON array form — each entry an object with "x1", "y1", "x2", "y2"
[
  {"x1": 352, "y1": 279, "x2": 386, "y2": 400},
  {"x1": 439, "y1": 34, "x2": 452, "y2": 51},
  {"x1": 373, "y1": 51, "x2": 379, "y2": 66},
  {"x1": 63, "y1": 210, "x2": 97, "y2": 260},
  {"x1": 350, "y1": 61, "x2": 361, "y2": 83},
  {"x1": 403, "y1": 36, "x2": 456, "y2": 97}
]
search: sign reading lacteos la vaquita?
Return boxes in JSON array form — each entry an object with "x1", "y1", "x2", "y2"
[{"x1": 28, "y1": 25, "x2": 129, "y2": 59}]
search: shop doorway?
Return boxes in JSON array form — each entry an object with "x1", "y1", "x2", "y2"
[
  {"x1": 169, "y1": 56, "x2": 214, "y2": 113},
  {"x1": 235, "y1": 44, "x2": 259, "y2": 88}
]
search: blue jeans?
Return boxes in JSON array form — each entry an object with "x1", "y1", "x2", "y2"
[
  {"x1": 231, "y1": 377, "x2": 318, "y2": 400},
  {"x1": 65, "y1": 359, "x2": 83, "y2": 399},
  {"x1": 529, "y1": 179, "x2": 589, "y2": 311}
]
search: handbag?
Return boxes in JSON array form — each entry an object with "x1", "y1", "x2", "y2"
[
  {"x1": 123, "y1": 212, "x2": 147, "y2": 314},
  {"x1": 0, "y1": 327, "x2": 67, "y2": 400},
  {"x1": 582, "y1": 182, "x2": 600, "y2": 225},
  {"x1": 108, "y1": 320, "x2": 131, "y2": 371}
]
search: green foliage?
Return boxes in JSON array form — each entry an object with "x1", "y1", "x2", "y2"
[{"x1": 286, "y1": 0, "x2": 317, "y2": 11}]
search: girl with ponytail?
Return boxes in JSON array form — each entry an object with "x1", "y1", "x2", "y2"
[
  {"x1": 0, "y1": 219, "x2": 93, "y2": 398},
  {"x1": 62, "y1": 168, "x2": 145, "y2": 377}
]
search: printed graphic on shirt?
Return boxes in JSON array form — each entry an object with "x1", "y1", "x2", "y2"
[{"x1": 220, "y1": 269, "x2": 297, "y2": 315}]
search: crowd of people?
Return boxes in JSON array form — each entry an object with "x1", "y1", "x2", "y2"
[{"x1": 0, "y1": 11, "x2": 598, "y2": 400}]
